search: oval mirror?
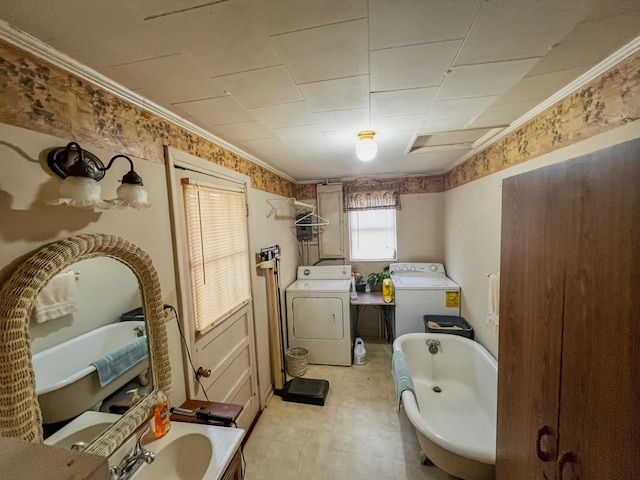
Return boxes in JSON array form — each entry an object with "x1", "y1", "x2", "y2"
[{"x1": 0, "y1": 234, "x2": 171, "y2": 458}]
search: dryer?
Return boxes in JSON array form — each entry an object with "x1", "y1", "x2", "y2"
[
  {"x1": 390, "y1": 262, "x2": 460, "y2": 338},
  {"x1": 286, "y1": 265, "x2": 352, "y2": 366}
]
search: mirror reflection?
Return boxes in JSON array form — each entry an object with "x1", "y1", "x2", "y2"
[{"x1": 29, "y1": 257, "x2": 153, "y2": 442}]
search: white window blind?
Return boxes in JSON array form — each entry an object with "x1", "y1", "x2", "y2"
[
  {"x1": 182, "y1": 178, "x2": 251, "y2": 334},
  {"x1": 349, "y1": 209, "x2": 397, "y2": 261}
]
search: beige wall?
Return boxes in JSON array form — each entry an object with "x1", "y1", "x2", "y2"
[{"x1": 444, "y1": 119, "x2": 640, "y2": 358}]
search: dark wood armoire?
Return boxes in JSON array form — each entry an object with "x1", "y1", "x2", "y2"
[{"x1": 496, "y1": 137, "x2": 640, "y2": 479}]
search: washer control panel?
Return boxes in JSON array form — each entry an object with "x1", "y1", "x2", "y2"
[
  {"x1": 297, "y1": 265, "x2": 352, "y2": 280},
  {"x1": 389, "y1": 263, "x2": 446, "y2": 275}
]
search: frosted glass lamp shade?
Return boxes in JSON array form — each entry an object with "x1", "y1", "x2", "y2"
[
  {"x1": 356, "y1": 131, "x2": 377, "y2": 161},
  {"x1": 109, "y1": 183, "x2": 154, "y2": 210},
  {"x1": 49, "y1": 176, "x2": 109, "y2": 209}
]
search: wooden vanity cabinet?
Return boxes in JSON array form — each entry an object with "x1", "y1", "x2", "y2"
[{"x1": 496, "y1": 138, "x2": 640, "y2": 479}]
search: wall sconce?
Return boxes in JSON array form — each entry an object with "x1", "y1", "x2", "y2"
[
  {"x1": 355, "y1": 130, "x2": 377, "y2": 162},
  {"x1": 47, "y1": 142, "x2": 153, "y2": 210}
]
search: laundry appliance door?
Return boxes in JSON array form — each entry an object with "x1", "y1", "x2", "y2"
[{"x1": 291, "y1": 297, "x2": 344, "y2": 340}]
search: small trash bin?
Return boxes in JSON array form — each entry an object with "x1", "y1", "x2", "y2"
[
  {"x1": 285, "y1": 347, "x2": 309, "y2": 377},
  {"x1": 423, "y1": 315, "x2": 474, "y2": 339}
]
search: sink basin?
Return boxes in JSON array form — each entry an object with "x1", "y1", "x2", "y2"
[
  {"x1": 134, "y1": 433, "x2": 211, "y2": 480},
  {"x1": 110, "y1": 421, "x2": 244, "y2": 480},
  {"x1": 45, "y1": 411, "x2": 121, "y2": 449}
]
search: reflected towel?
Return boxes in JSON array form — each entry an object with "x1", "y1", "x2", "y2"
[
  {"x1": 91, "y1": 337, "x2": 148, "y2": 387},
  {"x1": 392, "y1": 351, "x2": 416, "y2": 411},
  {"x1": 487, "y1": 273, "x2": 500, "y2": 332},
  {"x1": 33, "y1": 270, "x2": 77, "y2": 323}
]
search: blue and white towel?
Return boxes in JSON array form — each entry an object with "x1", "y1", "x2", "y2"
[
  {"x1": 91, "y1": 337, "x2": 148, "y2": 387},
  {"x1": 392, "y1": 350, "x2": 416, "y2": 411}
]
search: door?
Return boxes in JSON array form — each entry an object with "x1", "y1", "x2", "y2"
[
  {"x1": 166, "y1": 149, "x2": 260, "y2": 431},
  {"x1": 317, "y1": 184, "x2": 344, "y2": 258},
  {"x1": 291, "y1": 296, "x2": 344, "y2": 340},
  {"x1": 497, "y1": 164, "x2": 566, "y2": 479},
  {"x1": 557, "y1": 141, "x2": 640, "y2": 478},
  {"x1": 497, "y1": 138, "x2": 640, "y2": 479}
]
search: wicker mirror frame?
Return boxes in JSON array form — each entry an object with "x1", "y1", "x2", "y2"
[{"x1": 0, "y1": 234, "x2": 171, "y2": 457}]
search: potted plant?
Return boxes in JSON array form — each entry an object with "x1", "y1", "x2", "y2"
[
  {"x1": 354, "y1": 272, "x2": 367, "y2": 292},
  {"x1": 367, "y1": 270, "x2": 392, "y2": 292}
]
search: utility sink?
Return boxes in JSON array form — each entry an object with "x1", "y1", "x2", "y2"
[
  {"x1": 45, "y1": 411, "x2": 121, "y2": 450},
  {"x1": 118, "y1": 421, "x2": 244, "y2": 480}
]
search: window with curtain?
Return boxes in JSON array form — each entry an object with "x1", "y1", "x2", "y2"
[
  {"x1": 182, "y1": 178, "x2": 251, "y2": 334},
  {"x1": 349, "y1": 208, "x2": 397, "y2": 261}
]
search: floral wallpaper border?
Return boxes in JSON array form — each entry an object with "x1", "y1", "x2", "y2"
[
  {"x1": 0, "y1": 38, "x2": 638, "y2": 198},
  {"x1": 444, "y1": 50, "x2": 640, "y2": 190},
  {"x1": 0, "y1": 39, "x2": 296, "y2": 197}
]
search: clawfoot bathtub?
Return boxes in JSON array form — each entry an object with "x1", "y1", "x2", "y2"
[{"x1": 393, "y1": 333, "x2": 497, "y2": 480}]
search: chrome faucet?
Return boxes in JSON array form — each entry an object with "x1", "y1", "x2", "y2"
[
  {"x1": 109, "y1": 427, "x2": 155, "y2": 480},
  {"x1": 426, "y1": 339, "x2": 441, "y2": 354},
  {"x1": 133, "y1": 325, "x2": 146, "y2": 337}
]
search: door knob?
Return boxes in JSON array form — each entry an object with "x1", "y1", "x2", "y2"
[
  {"x1": 558, "y1": 451, "x2": 578, "y2": 480},
  {"x1": 196, "y1": 366, "x2": 211, "y2": 380}
]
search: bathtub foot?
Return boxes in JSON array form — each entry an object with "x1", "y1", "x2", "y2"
[
  {"x1": 138, "y1": 369, "x2": 149, "y2": 387},
  {"x1": 420, "y1": 452, "x2": 434, "y2": 466}
]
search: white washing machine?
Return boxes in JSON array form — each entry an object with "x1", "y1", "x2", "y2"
[
  {"x1": 390, "y1": 262, "x2": 461, "y2": 338},
  {"x1": 286, "y1": 265, "x2": 352, "y2": 366}
]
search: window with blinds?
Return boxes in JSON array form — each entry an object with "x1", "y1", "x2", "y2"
[
  {"x1": 182, "y1": 178, "x2": 251, "y2": 334},
  {"x1": 348, "y1": 208, "x2": 397, "y2": 261}
]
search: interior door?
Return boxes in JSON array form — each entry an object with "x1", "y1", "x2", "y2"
[
  {"x1": 558, "y1": 140, "x2": 640, "y2": 478},
  {"x1": 497, "y1": 165, "x2": 567, "y2": 479},
  {"x1": 166, "y1": 150, "x2": 259, "y2": 431}
]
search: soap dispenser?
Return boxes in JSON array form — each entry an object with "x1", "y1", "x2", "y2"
[{"x1": 153, "y1": 390, "x2": 171, "y2": 439}]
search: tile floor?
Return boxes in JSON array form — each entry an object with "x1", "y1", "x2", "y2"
[{"x1": 243, "y1": 339, "x2": 456, "y2": 480}]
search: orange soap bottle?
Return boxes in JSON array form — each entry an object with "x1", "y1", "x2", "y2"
[{"x1": 154, "y1": 390, "x2": 171, "y2": 439}]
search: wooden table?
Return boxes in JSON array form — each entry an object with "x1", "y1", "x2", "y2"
[{"x1": 351, "y1": 292, "x2": 395, "y2": 343}]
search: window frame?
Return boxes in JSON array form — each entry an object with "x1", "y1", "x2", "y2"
[{"x1": 348, "y1": 208, "x2": 398, "y2": 262}]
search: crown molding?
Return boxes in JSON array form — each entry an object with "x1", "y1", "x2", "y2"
[
  {"x1": 447, "y1": 34, "x2": 640, "y2": 172},
  {"x1": 0, "y1": 19, "x2": 296, "y2": 183}
]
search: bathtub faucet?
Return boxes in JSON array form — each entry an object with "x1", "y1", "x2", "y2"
[
  {"x1": 133, "y1": 325, "x2": 145, "y2": 337},
  {"x1": 426, "y1": 339, "x2": 441, "y2": 354},
  {"x1": 109, "y1": 427, "x2": 155, "y2": 480}
]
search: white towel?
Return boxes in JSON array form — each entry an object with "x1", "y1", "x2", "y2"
[
  {"x1": 487, "y1": 273, "x2": 500, "y2": 332},
  {"x1": 33, "y1": 271, "x2": 77, "y2": 323}
]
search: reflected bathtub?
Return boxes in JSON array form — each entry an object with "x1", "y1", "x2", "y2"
[
  {"x1": 393, "y1": 333, "x2": 497, "y2": 480},
  {"x1": 32, "y1": 320, "x2": 149, "y2": 424}
]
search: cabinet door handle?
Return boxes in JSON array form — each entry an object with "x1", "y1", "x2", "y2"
[
  {"x1": 536, "y1": 425, "x2": 553, "y2": 462},
  {"x1": 558, "y1": 451, "x2": 578, "y2": 480}
]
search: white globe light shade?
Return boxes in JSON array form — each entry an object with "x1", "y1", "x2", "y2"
[{"x1": 355, "y1": 135, "x2": 378, "y2": 162}]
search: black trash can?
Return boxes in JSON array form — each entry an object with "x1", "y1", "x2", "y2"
[{"x1": 423, "y1": 315, "x2": 474, "y2": 339}]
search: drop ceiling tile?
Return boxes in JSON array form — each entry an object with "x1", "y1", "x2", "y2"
[
  {"x1": 172, "y1": 96, "x2": 253, "y2": 127},
  {"x1": 454, "y1": 0, "x2": 594, "y2": 66},
  {"x1": 425, "y1": 96, "x2": 500, "y2": 124},
  {"x1": 248, "y1": 102, "x2": 317, "y2": 129},
  {"x1": 106, "y1": 54, "x2": 228, "y2": 105},
  {"x1": 369, "y1": 0, "x2": 482, "y2": 49},
  {"x1": 584, "y1": 0, "x2": 640, "y2": 20},
  {"x1": 495, "y1": 66, "x2": 590, "y2": 106},
  {"x1": 287, "y1": 140, "x2": 337, "y2": 160},
  {"x1": 209, "y1": 66, "x2": 303, "y2": 109},
  {"x1": 273, "y1": 124, "x2": 326, "y2": 144},
  {"x1": 315, "y1": 109, "x2": 370, "y2": 132},
  {"x1": 271, "y1": 19, "x2": 368, "y2": 84},
  {"x1": 0, "y1": 0, "x2": 180, "y2": 68},
  {"x1": 371, "y1": 115, "x2": 424, "y2": 133},
  {"x1": 240, "y1": 138, "x2": 298, "y2": 172},
  {"x1": 252, "y1": 0, "x2": 367, "y2": 35},
  {"x1": 299, "y1": 76, "x2": 370, "y2": 112},
  {"x1": 371, "y1": 87, "x2": 438, "y2": 118},
  {"x1": 212, "y1": 122, "x2": 274, "y2": 142},
  {"x1": 155, "y1": 0, "x2": 282, "y2": 78},
  {"x1": 527, "y1": 11, "x2": 640, "y2": 76},
  {"x1": 438, "y1": 58, "x2": 541, "y2": 101},
  {"x1": 419, "y1": 119, "x2": 476, "y2": 134},
  {"x1": 324, "y1": 130, "x2": 362, "y2": 156},
  {"x1": 470, "y1": 100, "x2": 541, "y2": 129},
  {"x1": 370, "y1": 40, "x2": 462, "y2": 92}
]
